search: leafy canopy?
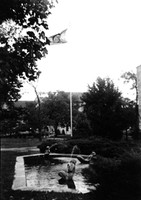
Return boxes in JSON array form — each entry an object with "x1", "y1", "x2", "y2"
[
  {"x1": 81, "y1": 77, "x2": 124, "y2": 139},
  {"x1": 41, "y1": 91, "x2": 70, "y2": 128},
  {"x1": 0, "y1": 0, "x2": 55, "y2": 107}
]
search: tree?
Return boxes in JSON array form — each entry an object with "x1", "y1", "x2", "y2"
[
  {"x1": 0, "y1": 105, "x2": 28, "y2": 137},
  {"x1": 81, "y1": 77, "x2": 124, "y2": 140},
  {"x1": 121, "y1": 98, "x2": 136, "y2": 140},
  {"x1": 41, "y1": 91, "x2": 70, "y2": 136},
  {"x1": 121, "y1": 71, "x2": 139, "y2": 139},
  {"x1": 25, "y1": 102, "x2": 40, "y2": 133},
  {"x1": 0, "y1": 0, "x2": 55, "y2": 108},
  {"x1": 121, "y1": 71, "x2": 138, "y2": 102},
  {"x1": 41, "y1": 91, "x2": 80, "y2": 136},
  {"x1": 26, "y1": 72, "x2": 43, "y2": 140},
  {"x1": 74, "y1": 112, "x2": 92, "y2": 138}
]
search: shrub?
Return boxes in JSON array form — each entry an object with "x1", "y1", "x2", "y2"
[{"x1": 90, "y1": 152, "x2": 141, "y2": 199}]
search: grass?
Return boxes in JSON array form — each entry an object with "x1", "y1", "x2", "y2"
[
  {"x1": 1, "y1": 138, "x2": 40, "y2": 148},
  {"x1": 1, "y1": 137, "x2": 141, "y2": 200}
]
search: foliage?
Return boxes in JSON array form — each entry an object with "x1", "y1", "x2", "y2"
[
  {"x1": 0, "y1": 91, "x2": 81, "y2": 138},
  {"x1": 91, "y1": 152, "x2": 141, "y2": 199},
  {"x1": 0, "y1": 0, "x2": 55, "y2": 107},
  {"x1": 121, "y1": 98, "x2": 137, "y2": 139},
  {"x1": 81, "y1": 77, "x2": 124, "y2": 140},
  {"x1": 0, "y1": 106, "x2": 27, "y2": 136},
  {"x1": 73, "y1": 112, "x2": 92, "y2": 138},
  {"x1": 25, "y1": 101, "x2": 39, "y2": 130},
  {"x1": 41, "y1": 91, "x2": 70, "y2": 127},
  {"x1": 121, "y1": 71, "x2": 139, "y2": 139},
  {"x1": 121, "y1": 71, "x2": 137, "y2": 92},
  {"x1": 41, "y1": 91, "x2": 80, "y2": 134}
]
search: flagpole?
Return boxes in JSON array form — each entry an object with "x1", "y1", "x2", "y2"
[
  {"x1": 49, "y1": 28, "x2": 69, "y2": 135},
  {"x1": 70, "y1": 92, "x2": 73, "y2": 137}
]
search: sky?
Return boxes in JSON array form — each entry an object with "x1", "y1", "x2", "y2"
[{"x1": 20, "y1": 0, "x2": 141, "y2": 101}]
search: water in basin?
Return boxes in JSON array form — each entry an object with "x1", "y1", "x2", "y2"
[{"x1": 24, "y1": 156, "x2": 96, "y2": 193}]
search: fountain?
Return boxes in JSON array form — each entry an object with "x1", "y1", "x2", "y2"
[
  {"x1": 12, "y1": 145, "x2": 96, "y2": 193},
  {"x1": 70, "y1": 145, "x2": 81, "y2": 157}
]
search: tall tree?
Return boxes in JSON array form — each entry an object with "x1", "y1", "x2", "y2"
[
  {"x1": 25, "y1": 102, "x2": 39, "y2": 132},
  {"x1": 121, "y1": 98, "x2": 136, "y2": 140},
  {"x1": 0, "y1": 0, "x2": 55, "y2": 108},
  {"x1": 81, "y1": 77, "x2": 124, "y2": 140},
  {"x1": 41, "y1": 91, "x2": 80, "y2": 136},
  {"x1": 41, "y1": 91, "x2": 70, "y2": 135},
  {"x1": 121, "y1": 71, "x2": 139, "y2": 139},
  {"x1": 26, "y1": 72, "x2": 43, "y2": 139}
]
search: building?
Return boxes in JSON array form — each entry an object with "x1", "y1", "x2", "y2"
[{"x1": 137, "y1": 65, "x2": 141, "y2": 131}]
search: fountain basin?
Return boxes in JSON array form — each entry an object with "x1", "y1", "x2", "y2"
[{"x1": 12, "y1": 153, "x2": 96, "y2": 193}]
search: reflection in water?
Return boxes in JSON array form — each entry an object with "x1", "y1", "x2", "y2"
[
  {"x1": 25, "y1": 157, "x2": 96, "y2": 193},
  {"x1": 58, "y1": 178, "x2": 76, "y2": 189}
]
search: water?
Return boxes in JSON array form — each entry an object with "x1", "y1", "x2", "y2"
[
  {"x1": 24, "y1": 156, "x2": 96, "y2": 193},
  {"x1": 71, "y1": 145, "x2": 81, "y2": 157}
]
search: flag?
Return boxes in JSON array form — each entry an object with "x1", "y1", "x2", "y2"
[{"x1": 49, "y1": 29, "x2": 67, "y2": 45}]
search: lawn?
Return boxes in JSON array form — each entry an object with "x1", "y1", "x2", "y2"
[
  {"x1": 1, "y1": 138, "x2": 40, "y2": 148},
  {"x1": 1, "y1": 137, "x2": 141, "y2": 200}
]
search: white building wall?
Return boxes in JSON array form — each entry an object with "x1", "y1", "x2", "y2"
[
  {"x1": 57, "y1": 126, "x2": 72, "y2": 135},
  {"x1": 137, "y1": 65, "x2": 141, "y2": 131}
]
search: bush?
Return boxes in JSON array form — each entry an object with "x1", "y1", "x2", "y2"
[
  {"x1": 93, "y1": 155, "x2": 121, "y2": 173},
  {"x1": 37, "y1": 142, "x2": 47, "y2": 153},
  {"x1": 90, "y1": 152, "x2": 141, "y2": 199},
  {"x1": 49, "y1": 142, "x2": 71, "y2": 153}
]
